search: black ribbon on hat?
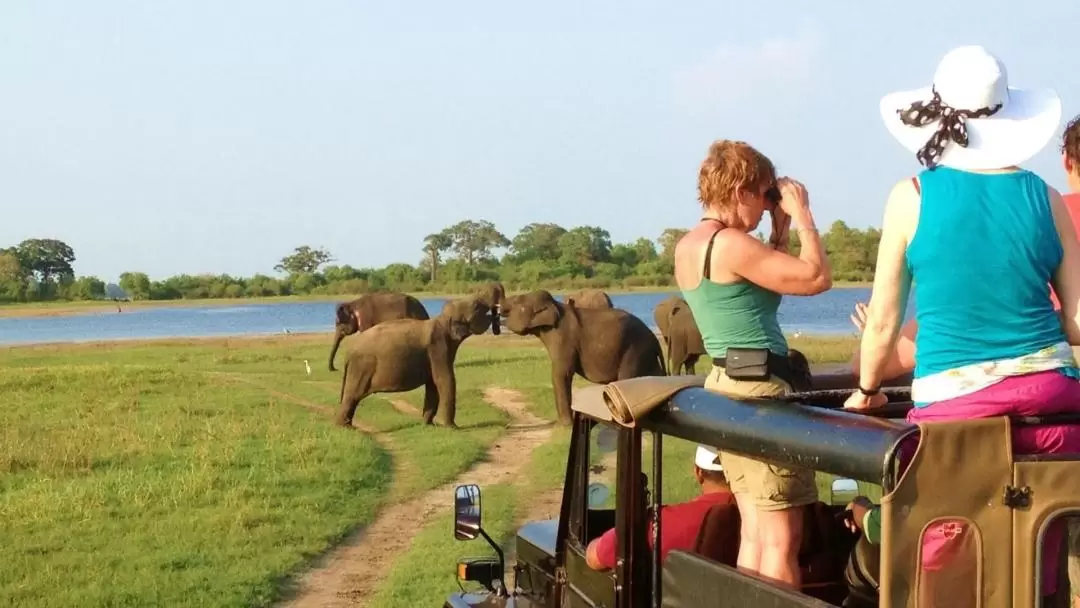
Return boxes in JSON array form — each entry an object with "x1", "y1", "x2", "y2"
[{"x1": 897, "y1": 87, "x2": 1003, "y2": 169}]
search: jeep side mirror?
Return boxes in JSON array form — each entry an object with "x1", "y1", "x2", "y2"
[
  {"x1": 454, "y1": 484, "x2": 482, "y2": 541},
  {"x1": 830, "y1": 478, "x2": 859, "y2": 505}
]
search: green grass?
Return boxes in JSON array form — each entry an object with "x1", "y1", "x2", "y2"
[
  {"x1": 0, "y1": 364, "x2": 391, "y2": 607},
  {"x1": 0, "y1": 334, "x2": 545, "y2": 607},
  {"x1": 0, "y1": 332, "x2": 867, "y2": 607}
]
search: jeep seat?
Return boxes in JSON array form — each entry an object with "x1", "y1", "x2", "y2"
[{"x1": 691, "y1": 503, "x2": 740, "y2": 567}]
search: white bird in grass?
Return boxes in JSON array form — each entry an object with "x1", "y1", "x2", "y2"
[
  {"x1": 304, "y1": 359, "x2": 312, "y2": 375},
  {"x1": 793, "y1": 331, "x2": 803, "y2": 339}
]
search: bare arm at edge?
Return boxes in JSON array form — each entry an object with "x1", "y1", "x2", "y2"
[
  {"x1": 858, "y1": 179, "x2": 916, "y2": 389},
  {"x1": 1049, "y1": 186, "x2": 1080, "y2": 344}
]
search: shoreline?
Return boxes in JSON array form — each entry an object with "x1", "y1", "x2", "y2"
[
  {"x1": 0, "y1": 329, "x2": 855, "y2": 352},
  {"x1": 0, "y1": 283, "x2": 873, "y2": 319}
]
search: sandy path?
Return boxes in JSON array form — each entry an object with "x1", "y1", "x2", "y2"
[{"x1": 277, "y1": 386, "x2": 552, "y2": 608}]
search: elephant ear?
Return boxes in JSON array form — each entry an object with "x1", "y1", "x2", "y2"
[
  {"x1": 336, "y1": 303, "x2": 360, "y2": 330},
  {"x1": 449, "y1": 321, "x2": 472, "y2": 342},
  {"x1": 668, "y1": 302, "x2": 682, "y2": 320},
  {"x1": 335, "y1": 303, "x2": 351, "y2": 325},
  {"x1": 526, "y1": 300, "x2": 561, "y2": 331}
]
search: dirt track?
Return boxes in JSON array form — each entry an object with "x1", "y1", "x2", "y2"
[{"x1": 276, "y1": 386, "x2": 552, "y2": 608}]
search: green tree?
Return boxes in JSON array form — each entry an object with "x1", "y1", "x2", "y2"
[
  {"x1": 508, "y1": 222, "x2": 567, "y2": 262},
  {"x1": 557, "y1": 226, "x2": 612, "y2": 269},
  {"x1": 119, "y1": 272, "x2": 152, "y2": 300},
  {"x1": 657, "y1": 228, "x2": 689, "y2": 261},
  {"x1": 16, "y1": 238, "x2": 75, "y2": 288},
  {"x1": 66, "y1": 276, "x2": 106, "y2": 300},
  {"x1": 0, "y1": 250, "x2": 27, "y2": 301},
  {"x1": 274, "y1": 246, "x2": 333, "y2": 275},
  {"x1": 444, "y1": 220, "x2": 510, "y2": 265}
]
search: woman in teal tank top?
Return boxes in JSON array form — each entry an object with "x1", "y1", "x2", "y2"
[{"x1": 674, "y1": 139, "x2": 832, "y2": 590}]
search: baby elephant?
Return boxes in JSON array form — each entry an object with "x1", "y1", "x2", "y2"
[
  {"x1": 336, "y1": 296, "x2": 495, "y2": 429},
  {"x1": 501, "y1": 289, "x2": 665, "y2": 425}
]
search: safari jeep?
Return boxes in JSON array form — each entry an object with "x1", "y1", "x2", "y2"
[{"x1": 443, "y1": 371, "x2": 1080, "y2": 608}]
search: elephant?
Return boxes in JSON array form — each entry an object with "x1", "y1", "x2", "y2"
[
  {"x1": 500, "y1": 289, "x2": 666, "y2": 425},
  {"x1": 564, "y1": 288, "x2": 613, "y2": 309},
  {"x1": 329, "y1": 291, "x2": 430, "y2": 372},
  {"x1": 466, "y1": 281, "x2": 506, "y2": 334},
  {"x1": 653, "y1": 295, "x2": 684, "y2": 362},
  {"x1": 335, "y1": 296, "x2": 496, "y2": 429},
  {"x1": 665, "y1": 300, "x2": 706, "y2": 375}
]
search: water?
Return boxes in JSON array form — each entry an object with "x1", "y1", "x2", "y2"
[{"x1": 0, "y1": 288, "x2": 909, "y2": 346}]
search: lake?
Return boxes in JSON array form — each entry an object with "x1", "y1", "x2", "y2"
[{"x1": 0, "y1": 288, "x2": 908, "y2": 346}]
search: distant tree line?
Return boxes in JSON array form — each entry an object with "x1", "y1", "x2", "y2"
[{"x1": 0, "y1": 220, "x2": 880, "y2": 304}]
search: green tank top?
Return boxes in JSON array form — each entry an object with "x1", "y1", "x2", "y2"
[{"x1": 679, "y1": 225, "x2": 788, "y2": 359}]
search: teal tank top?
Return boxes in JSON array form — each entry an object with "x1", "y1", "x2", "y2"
[
  {"x1": 680, "y1": 226, "x2": 788, "y2": 359},
  {"x1": 906, "y1": 166, "x2": 1071, "y2": 378}
]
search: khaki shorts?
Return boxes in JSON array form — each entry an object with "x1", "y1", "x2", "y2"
[{"x1": 703, "y1": 365, "x2": 819, "y2": 512}]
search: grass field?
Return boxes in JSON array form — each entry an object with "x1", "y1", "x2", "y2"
[{"x1": 0, "y1": 332, "x2": 866, "y2": 607}]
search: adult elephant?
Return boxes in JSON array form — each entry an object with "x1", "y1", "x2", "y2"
[
  {"x1": 665, "y1": 300, "x2": 706, "y2": 375},
  {"x1": 501, "y1": 289, "x2": 665, "y2": 425},
  {"x1": 328, "y1": 292, "x2": 430, "y2": 372},
  {"x1": 564, "y1": 288, "x2": 613, "y2": 309},
  {"x1": 336, "y1": 296, "x2": 496, "y2": 429}
]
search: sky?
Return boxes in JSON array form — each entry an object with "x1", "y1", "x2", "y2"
[{"x1": 1, "y1": 1, "x2": 1077, "y2": 282}]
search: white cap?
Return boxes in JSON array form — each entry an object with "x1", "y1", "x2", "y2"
[{"x1": 694, "y1": 445, "x2": 723, "y2": 471}]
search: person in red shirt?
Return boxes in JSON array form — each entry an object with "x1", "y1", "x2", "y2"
[
  {"x1": 849, "y1": 113, "x2": 1080, "y2": 382},
  {"x1": 584, "y1": 445, "x2": 739, "y2": 571}
]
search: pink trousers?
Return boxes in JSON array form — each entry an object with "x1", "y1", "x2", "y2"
[{"x1": 901, "y1": 370, "x2": 1080, "y2": 596}]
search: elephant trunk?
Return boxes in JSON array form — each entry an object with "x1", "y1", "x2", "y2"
[
  {"x1": 328, "y1": 325, "x2": 346, "y2": 372},
  {"x1": 489, "y1": 305, "x2": 501, "y2": 336}
]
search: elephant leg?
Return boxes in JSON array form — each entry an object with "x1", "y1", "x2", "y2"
[
  {"x1": 336, "y1": 358, "x2": 374, "y2": 427},
  {"x1": 551, "y1": 365, "x2": 574, "y2": 426},
  {"x1": 669, "y1": 341, "x2": 684, "y2": 376},
  {"x1": 686, "y1": 354, "x2": 700, "y2": 375},
  {"x1": 428, "y1": 348, "x2": 459, "y2": 429},
  {"x1": 422, "y1": 377, "x2": 440, "y2": 426}
]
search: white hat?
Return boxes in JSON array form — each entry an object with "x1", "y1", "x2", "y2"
[
  {"x1": 880, "y1": 45, "x2": 1061, "y2": 170},
  {"x1": 694, "y1": 445, "x2": 723, "y2": 471}
]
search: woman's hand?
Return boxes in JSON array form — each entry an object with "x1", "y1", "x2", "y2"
[
  {"x1": 843, "y1": 496, "x2": 875, "y2": 533},
  {"x1": 843, "y1": 390, "x2": 888, "y2": 411},
  {"x1": 777, "y1": 177, "x2": 811, "y2": 218},
  {"x1": 768, "y1": 205, "x2": 792, "y2": 251},
  {"x1": 850, "y1": 302, "x2": 868, "y2": 334}
]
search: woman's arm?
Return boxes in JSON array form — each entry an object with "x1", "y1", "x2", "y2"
[
  {"x1": 1049, "y1": 186, "x2": 1080, "y2": 345},
  {"x1": 849, "y1": 303, "x2": 918, "y2": 380},
  {"x1": 857, "y1": 179, "x2": 918, "y2": 391}
]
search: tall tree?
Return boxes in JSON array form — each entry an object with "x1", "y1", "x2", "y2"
[
  {"x1": 444, "y1": 220, "x2": 510, "y2": 266},
  {"x1": 509, "y1": 222, "x2": 567, "y2": 262},
  {"x1": 274, "y1": 246, "x2": 333, "y2": 275},
  {"x1": 423, "y1": 231, "x2": 453, "y2": 282},
  {"x1": 16, "y1": 239, "x2": 75, "y2": 285}
]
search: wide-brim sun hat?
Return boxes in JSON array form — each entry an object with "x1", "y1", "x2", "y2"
[
  {"x1": 694, "y1": 445, "x2": 723, "y2": 471},
  {"x1": 880, "y1": 45, "x2": 1062, "y2": 170}
]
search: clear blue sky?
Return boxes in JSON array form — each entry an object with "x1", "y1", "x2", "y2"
[{"x1": 1, "y1": 1, "x2": 1076, "y2": 282}]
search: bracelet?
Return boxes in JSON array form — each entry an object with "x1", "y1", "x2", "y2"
[{"x1": 858, "y1": 385, "x2": 880, "y2": 396}]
